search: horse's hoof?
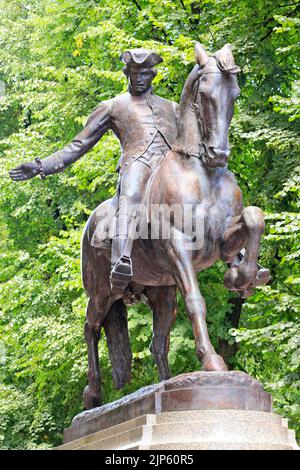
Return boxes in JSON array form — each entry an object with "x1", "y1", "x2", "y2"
[
  {"x1": 235, "y1": 261, "x2": 258, "y2": 290},
  {"x1": 202, "y1": 353, "x2": 228, "y2": 371},
  {"x1": 238, "y1": 268, "x2": 271, "y2": 298},
  {"x1": 83, "y1": 385, "x2": 102, "y2": 410},
  {"x1": 254, "y1": 268, "x2": 271, "y2": 286}
]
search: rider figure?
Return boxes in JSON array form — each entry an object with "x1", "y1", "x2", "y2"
[{"x1": 9, "y1": 49, "x2": 179, "y2": 293}]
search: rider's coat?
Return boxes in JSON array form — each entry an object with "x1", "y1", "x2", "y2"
[{"x1": 42, "y1": 88, "x2": 179, "y2": 173}]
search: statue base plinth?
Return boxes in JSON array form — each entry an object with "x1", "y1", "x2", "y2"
[{"x1": 58, "y1": 371, "x2": 298, "y2": 450}]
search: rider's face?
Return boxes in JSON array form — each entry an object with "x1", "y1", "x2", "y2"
[{"x1": 128, "y1": 67, "x2": 155, "y2": 95}]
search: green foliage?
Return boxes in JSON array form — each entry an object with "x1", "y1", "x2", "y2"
[{"x1": 0, "y1": 0, "x2": 299, "y2": 448}]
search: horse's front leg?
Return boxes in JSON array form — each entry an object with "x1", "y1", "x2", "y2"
[
  {"x1": 223, "y1": 206, "x2": 270, "y2": 296},
  {"x1": 167, "y1": 238, "x2": 228, "y2": 371},
  {"x1": 221, "y1": 213, "x2": 246, "y2": 263}
]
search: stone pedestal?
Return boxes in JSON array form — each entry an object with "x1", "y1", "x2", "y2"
[{"x1": 58, "y1": 371, "x2": 299, "y2": 450}]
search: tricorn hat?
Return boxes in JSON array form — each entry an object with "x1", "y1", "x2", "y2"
[{"x1": 120, "y1": 49, "x2": 163, "y2": 68}]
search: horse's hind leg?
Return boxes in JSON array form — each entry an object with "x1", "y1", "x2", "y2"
[
  {"x1": 83, "y1": 292, "x2": 111, "y2": 409},
  {"x1": 145, "y1": 285, "x2": 177, "y2": 381}
]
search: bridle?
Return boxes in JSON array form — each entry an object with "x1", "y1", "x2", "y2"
[
  {"x1": 172, "y1": 57, "x2": 240, "y2": 161},
  {"x1": 190, "y1": 58, "x2": 240, "y2": 162}
]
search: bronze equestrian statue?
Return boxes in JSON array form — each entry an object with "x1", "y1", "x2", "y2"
[{"x1": 9, "y1": 43, "x2": 270, "y2": 410}]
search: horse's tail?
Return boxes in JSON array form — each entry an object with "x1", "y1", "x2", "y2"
[{"x1": 103, "y1": 299, "x2": 132, "y2": 389}]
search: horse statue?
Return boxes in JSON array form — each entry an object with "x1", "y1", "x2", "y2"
[{"x1": 81, "y1": 43, "x2": 270, "y2": 409}]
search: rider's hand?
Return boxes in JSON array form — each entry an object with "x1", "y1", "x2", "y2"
[{"x1": 9, "y1": 161, "x2": 39, "y2": 181}]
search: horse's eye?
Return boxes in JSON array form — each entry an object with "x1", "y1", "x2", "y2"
[
  {"x1": 198, "y1": 87, "x2": 208, "y2": 95},
  {"x1": 198, "y1": 87, "x2": 212, "y2": 98}
]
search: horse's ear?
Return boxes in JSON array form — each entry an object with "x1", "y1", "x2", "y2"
[
  {"x1": 219, "y1": 44, "x2": 234, "y2": 59},
  {"x1": 215, "y1": 44, "x2": 238, "y2": 71},
  {"x1": 195, "y1": 42, "x2": 209, "y2": 67}
]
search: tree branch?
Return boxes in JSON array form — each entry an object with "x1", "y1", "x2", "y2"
[
  {"x1": 130, "y1": 0, "x2": 172, "y2": 44},
  {"x1": 131, "y1": 0, "x2": 142, "y2": 11},
  {"x1": 260, "y1": 4, "x2": 300, "y2": 42}
]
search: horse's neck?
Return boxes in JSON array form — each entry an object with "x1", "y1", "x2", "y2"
[
  {"x1": 174, "y1": 65, "x2": 203, "y2": 157},
  {"x1": 176, "y1": 107, "x2": 202, "y2": 156}
]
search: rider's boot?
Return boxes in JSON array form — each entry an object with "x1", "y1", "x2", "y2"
[
  {"x1": 110, "y1": 256, "x2": 133, "y2": 295},
  {"x1": 110, "y1": 235, "x2": 133, "y2": 295}
]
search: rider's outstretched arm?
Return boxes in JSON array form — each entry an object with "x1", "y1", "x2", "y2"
[{"x1": 9, "y1": 101, "x2": 111, "y2": 181}]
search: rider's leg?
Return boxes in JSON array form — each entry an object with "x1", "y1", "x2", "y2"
[{"x1": 111, "y1": 160, "x2": 152, "y2": 285}]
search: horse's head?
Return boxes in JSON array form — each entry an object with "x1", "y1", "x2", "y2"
[{"x1": 194, "y1": 43, "x2": 240, "y2": 167}]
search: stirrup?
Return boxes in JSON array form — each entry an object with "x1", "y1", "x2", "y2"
[
  {"x1": 111, "y1": 256, "x2": 133, "y2": 280},
  {"x1": 110, "y1": 257, "x2": 133, "y2": 295}
]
